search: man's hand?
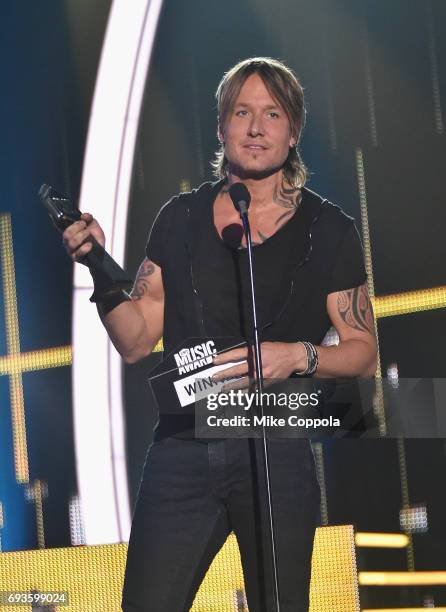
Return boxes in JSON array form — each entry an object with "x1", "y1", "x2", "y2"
[
  {"x1": 212, "y1": 341, "x2": 306, "y2": 385},
  {"x1": 62, "y1": 212, "x2": 106, "y2": 262},
  {"x1": 211, "y1": 282, "x2": 378, "y2": 384}
]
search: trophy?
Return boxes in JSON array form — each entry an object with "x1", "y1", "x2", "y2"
[{"x1": 39, "y1": 184, "x2": 132, "y2": 301}]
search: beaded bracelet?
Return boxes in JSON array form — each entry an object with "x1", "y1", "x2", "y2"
[{"x1": 296, "y1": 341, "x2": 319, "y2": 376}]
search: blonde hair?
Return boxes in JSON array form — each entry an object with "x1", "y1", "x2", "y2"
[{"x1": 212, "y1": 57, "x2": 307, "y2": 187}]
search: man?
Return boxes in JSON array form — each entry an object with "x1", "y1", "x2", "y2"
[{"x1": 64, "y1": 57, "x2": 377, "y2": 611}]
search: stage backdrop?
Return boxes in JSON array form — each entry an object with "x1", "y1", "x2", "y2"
[{"x1": 0, "y1": 1, "x2": 445, "y2": 609}]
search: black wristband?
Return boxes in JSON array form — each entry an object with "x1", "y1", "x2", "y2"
[
  {"x1": 88, "y1": 266, "x2": 117, "y2": 303},
  {"x1": 97, "y1": 289, "x2": 132, "y2": 316}
]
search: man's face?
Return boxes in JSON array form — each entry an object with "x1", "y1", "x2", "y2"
[{"x1": 219, "y1": 73, "x2": 296, "y2": 179}]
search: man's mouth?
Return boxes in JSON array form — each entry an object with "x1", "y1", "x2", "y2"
[{"x1": 244, "y1": 145, "x2": 267, "y2": 150}]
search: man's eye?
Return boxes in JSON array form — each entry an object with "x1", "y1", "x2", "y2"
[
  {"x1": 268, "y1": 112, "x2": 279, "y2": 118},
  {"x1": 236, "y1": 110, "x2": 248, "y2": 116}
]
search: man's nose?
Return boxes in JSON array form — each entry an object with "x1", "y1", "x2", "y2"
[{"x1": 248, "y1": 113, "x2": 264, "y2": 136}]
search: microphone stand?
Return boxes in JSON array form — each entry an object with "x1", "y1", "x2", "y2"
[{"x1": 238, "y1": 203, "x2": 281, "y2": 612}]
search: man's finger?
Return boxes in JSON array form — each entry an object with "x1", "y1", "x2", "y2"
[
  {"x1": 213, "y1": 347, "x2": 248, "y2": 365},
  {"x1": 69, "y1": 227, "x2": 94, "y2": 249},
  {"x1": 63, "y1": 219, "x2": 87, "y2": 242},
  {"x1": 221, "y1": 377, "x2": 250, "y2": 393},
  {"x1": 212, "y1": 362, "x2": 248, "y2": 382},
  {"x1": 80, "y1": 212, "x2": 94, "y2": 223},
  {"x1": 73, "y1": 242, "x2": 93, "y2": 260}
]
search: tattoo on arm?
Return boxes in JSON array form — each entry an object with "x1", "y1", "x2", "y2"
[
  {"x1": 130, "y1": 257, "x2": 155, "y2": 300},
  {"x1": 337, "y1": 285, "x2": 375, "y2": 334}
]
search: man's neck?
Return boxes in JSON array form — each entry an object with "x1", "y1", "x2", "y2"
[{"x1": 226, "y1": 170, "x2": 286, "y2": 211}]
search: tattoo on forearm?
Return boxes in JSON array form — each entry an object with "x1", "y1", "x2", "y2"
[
  {"x1": 337, "y1": 285, "x2": 375, "y2": 334},
  {"x1": 130, "y1": 257, "x2": 155, "y2": 300}
]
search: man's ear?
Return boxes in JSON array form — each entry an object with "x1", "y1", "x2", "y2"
[
  {"x1": 217, "y1": 121, "x2": 225, "y2": 144},
  {"x1": 289, "y1": 125, "x2": 300, "y2": 148}
]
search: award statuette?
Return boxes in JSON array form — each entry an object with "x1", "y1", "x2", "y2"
[
  {"x1": 39, "y1": 184, "x2": 132, "y2": 301},
  {"x1": 147, "y1": 337, "x2": 249, "y2": 439},
  {"x1": 148, "y1": 337, "x2": 247, "y2": 417}
]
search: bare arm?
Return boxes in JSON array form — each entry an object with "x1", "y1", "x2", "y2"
[
  {"x1": 213, "y1": 284, "x2": 377, "y2": 381},
  {"x1": 62, "y1": 213, "x2": 164, "y2": 364},
  {"x1": 98, "y1": 257, "x2": 164, "y2": 364},
  {"x1": 314, "y1": 284, "x2": 378, "y2": 378}
]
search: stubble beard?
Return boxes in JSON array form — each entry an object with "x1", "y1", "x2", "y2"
[{"x1": 226, "y1": 156, "x2": 285, "y2": 182}]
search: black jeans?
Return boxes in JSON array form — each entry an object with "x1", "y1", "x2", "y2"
[{"x1": 122, "y1": 437, "x2": 320, "y2": 612}]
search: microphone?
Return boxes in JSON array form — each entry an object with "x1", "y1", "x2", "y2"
[
  {"x1": 228, "y1": 180, "x2": 281, "y2": 610},
  {"x1": 229, "y1": 182, "x2": 251, "y2": 216}
]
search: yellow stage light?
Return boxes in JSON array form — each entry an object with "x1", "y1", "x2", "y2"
[
  {"x1": 0, "y1": 214, "x2": 29, "y2": 483},
  {"x1": 0, "y1": 526, "x2": 360, "y2": 611},
  {"x1": 373, "y1": 286, "x2": 446, "y2": 318},
  {"x1": 363, "y1": 608, "x2": 446, "y2": 611},
  {"x1": 355, "y1": 532, "x2": 409, "y2": 548},
  {"x1": 359, "y1": 571, "x2": 446, "y2": 586},
  {"x1": 0, "y1": 346, "x2": 72, "y2": 376}
]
